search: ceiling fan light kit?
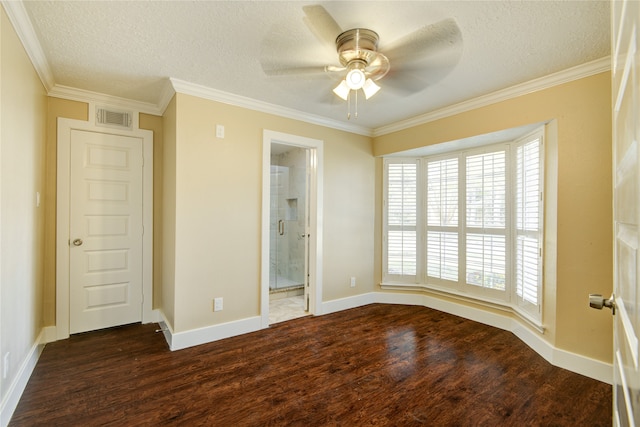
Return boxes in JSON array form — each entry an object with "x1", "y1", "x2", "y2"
[
  {"x1": 345, "y1": 67, "x2": 365, "y2": 90},
  {"x1": 332, "y1": 28, "x2": 390, "y2": 118},
  {"x1": 362, "y1": 78, "x2": 380, "y2": 99},
  {"x1": 332, "y1": 80, "x2": 351, "y2": 100}
]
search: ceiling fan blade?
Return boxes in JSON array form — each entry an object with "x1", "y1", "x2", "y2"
[
  {"x1": 382, "y1": 18, "x2": 463, "y2": 66},
  {"x1": 383, "y1": 50, "x2": 463, "y2": 95},
  {"x1": 262, "y1": 64, "x2": 345, "y2": 78},
  {"x1": 302, "y1": 5, "x2": 342, "y2": 49},
  {"x1": 382, "y1": 69, "x2": 443, "y2": 95}
]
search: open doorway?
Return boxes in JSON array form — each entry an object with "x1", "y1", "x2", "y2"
[
  {"x1": 269, "y1": 144, "x2": 309, "y2": 323},
  {"x1": 261, "y1": 130, "x2": 323, "y2": 328}
]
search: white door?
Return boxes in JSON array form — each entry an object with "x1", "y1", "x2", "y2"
[
  {"x1": 69, "y1": 129, "x2": 144, "y2": 334},
  {"x1": 611, "y1": 0, "x2": 640, "y2": 424}
]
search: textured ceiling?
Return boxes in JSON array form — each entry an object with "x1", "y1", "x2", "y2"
[{"x1": 20, "y1": 1, "x2": 610, "y2": 131}]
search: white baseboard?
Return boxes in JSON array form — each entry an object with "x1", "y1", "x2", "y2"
[
  {"x1": 322, "y1": 291, "x2": 613, "y2": 384},
  {"x1": 321, "y1": 292, "x2": 377, "y2": 314},
  {"x1": 1, "y1": 330, "x2": 46, "y2": 427},
  {"x1": 158, "y1": 312, "x2": 265, "y2": 351}
]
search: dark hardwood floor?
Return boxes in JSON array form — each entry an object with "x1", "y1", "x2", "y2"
[{"x1": 10, "y1": 304, "x2": 611, "y2": 426}]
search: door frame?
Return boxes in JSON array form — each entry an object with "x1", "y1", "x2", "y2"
[
  {"x1": 261, "y1": 130, "x2": 323, "y2": 328},
  {"x1": 56, "y1": 116, "x2": 154, "y2": 340}
]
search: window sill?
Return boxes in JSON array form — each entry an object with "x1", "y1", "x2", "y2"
[{"x1": 379, "y1": 281, "x2": 545, "y2": 333}]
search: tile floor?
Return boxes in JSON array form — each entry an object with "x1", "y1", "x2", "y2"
[{"x1": 269, "y1": 295, "x2": 308, "y2": 324}]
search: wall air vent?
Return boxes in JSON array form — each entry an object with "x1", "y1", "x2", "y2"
[{"x1": 96, "y1": 107, "x2": 133, "y2": 130}]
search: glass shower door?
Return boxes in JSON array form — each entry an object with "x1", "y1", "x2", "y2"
[{"x1": 270, "y1": 147, "x2": 308, "y2": 293}]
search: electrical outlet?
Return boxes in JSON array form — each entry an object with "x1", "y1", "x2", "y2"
[
  {"x1": 213, "y1": 297, "x2": 223, "y2": 311},
  {"x1": 3, "y1": 352, "x2": 9, "y2": 379},
  {"x1": 350, "y1": 277, "x2": 356, "y2": 287}
]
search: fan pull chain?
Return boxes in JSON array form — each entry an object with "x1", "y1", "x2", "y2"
[
  {"x1": 354, "y1": 90, "x2": 358, "y2": 119},
  {"x1": 346, "y1": 89, "x2": 360, "y2": 120}
]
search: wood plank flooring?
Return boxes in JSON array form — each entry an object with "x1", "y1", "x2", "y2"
[{"x1": 10, "y1": 304, "x2": 611, "y2": 426}]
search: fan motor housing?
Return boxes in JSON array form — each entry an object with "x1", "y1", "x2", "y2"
[
  {"x1": 336, "y1": 28, "x2": 389, "y2": 80},
  {"x1": 336, "y1": 28, "x2": 379, "y2": 53}
]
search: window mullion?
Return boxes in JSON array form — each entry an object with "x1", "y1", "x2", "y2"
[
  {"x1": 507, "y1": 144, "x2": 516, "y2": 304},
  {"x1": 417, "y1": 158, "x2": 426, "y2": 282},
  {"x1": 459, "y1": 152, "x2": 466, "y2": 291}
]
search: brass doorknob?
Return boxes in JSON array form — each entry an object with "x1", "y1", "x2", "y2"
[{"x1": 589, "y1": 293, "x2": 616, "y2": 315}]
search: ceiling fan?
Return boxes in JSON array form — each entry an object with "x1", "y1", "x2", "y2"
[{"x1": 262, "y1": 5, "x2": 463, "y2": 119}]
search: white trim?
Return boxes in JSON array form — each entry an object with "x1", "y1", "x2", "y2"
[
  {"x1": 172, "y1": 78, "x2": 370, "y2": 137},
  {"x1": 616, "y1": 350, "x2": 636, "y2": 426},
  {"x1": 322, "y1": 291, "x2": 612, "y2": 384},
  {"x1": 156, "y1": 80, "x2": 176, "y2": 115},
  {"x1": 1, "y1": 0, "x2": 55, "y2": 91},
  {"x1": 0, "y1": 330, "x2": 45, "y2": 427},
  {"x1": 159, "y1": 312, "x2": 264, "y2": 351},
  {"x1": 321, "y1": 293, "x2": 378, "y2": 315},
  {"x1": 261, "y1": 130, "x2": 324, "y2": 328},
  {"x1": 56, "y1": 116, "x2": 154, "y2": 340},
  {"x1": 372, "y1": 56, "x2": 611, "y2": 137},
  {"x1": 49, "y1": 85, "x2": 165, "y2": 117}
]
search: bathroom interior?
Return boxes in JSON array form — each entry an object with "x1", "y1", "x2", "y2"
[{"x1": 269, "y1": 144, "x2": 309, "y2": 324}]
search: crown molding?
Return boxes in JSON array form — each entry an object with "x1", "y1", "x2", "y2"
[
  {"x1": 156, "y1": 79, "x2": 176, "y2": 114},
  {"x1": 48, "y1": 84, "x2": 165, "y2": 116},
  {"x1": 372, "y1": 56, "x2": 611, "y2": 137},
  {"x1": 2, "y1": 0, "x2": 55, "y2": 91},
  {"x1": 169, "y1": 78, "x2": 372, "y2": 137}
]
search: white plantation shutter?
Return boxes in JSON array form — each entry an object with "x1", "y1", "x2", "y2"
[
  {"x1": 426, "y1": 157, "x2": 459, "y2": 282},
  {"x1": 385, "y1": 160, "x2": 418, "y2": 279},
  {"x1": 466, "y1": 234, "x2": 506, "y2": 290},
  {"x1": 515, "y1": 136, "x2": 542, "y2": 309},
  {"x1": 466, "y1": 151, "x2": 506, "y2": 229},
  {"x1": 465, "y1": 151, "x2": 507, "y2": 292}
]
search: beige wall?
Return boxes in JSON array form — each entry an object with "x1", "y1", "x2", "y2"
[
  {"x1": 372, "y1": 72, "x2": 613, "y2": 363},
  {"x1": 0, "y1": 6, "x2": 47, "y2": 405},
  {"x1": 162, "y1": 92, "x2": 374, "y2": 333},
  {"x1": 139, "y1": 113, "x2": 164, "y2": 310}
]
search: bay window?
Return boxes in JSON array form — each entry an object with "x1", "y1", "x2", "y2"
[{"x1": 383, "y1": 129, "x2": 544, "y2": 322}]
